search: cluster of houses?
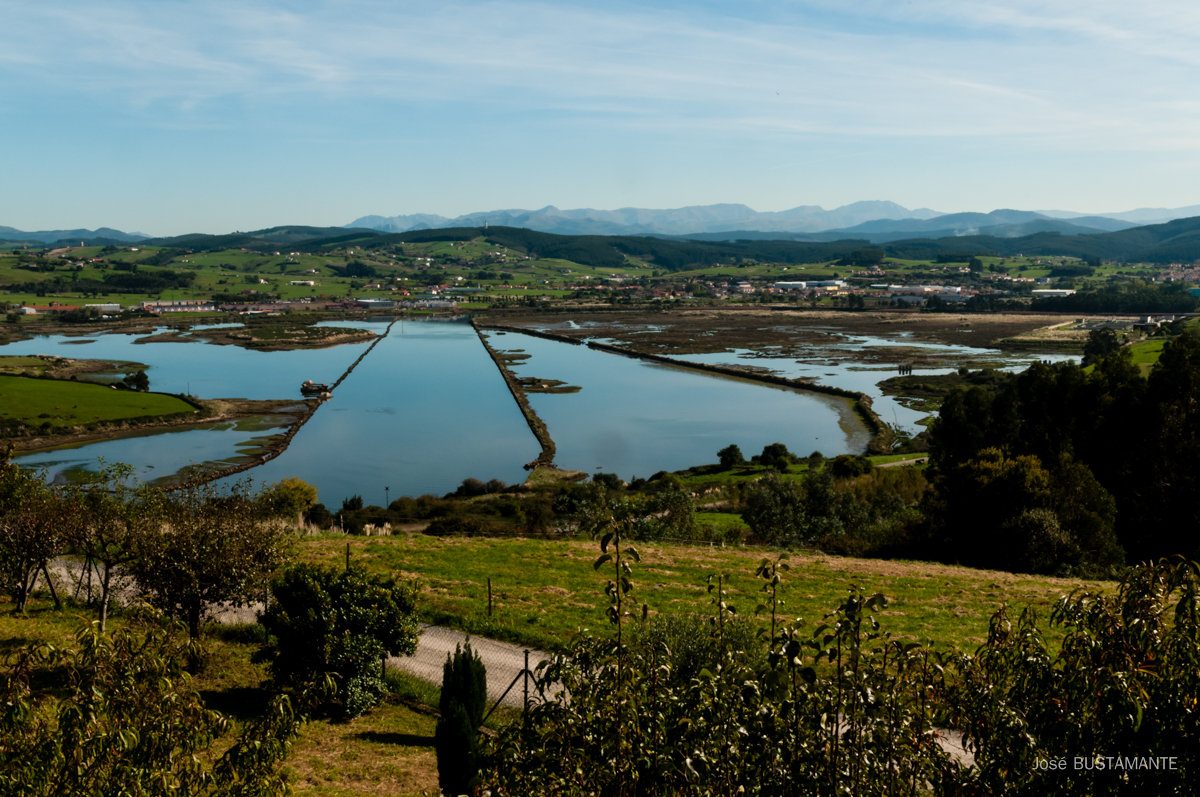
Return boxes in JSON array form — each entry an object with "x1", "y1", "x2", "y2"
[{"x1": 13, "y1": 296, "x2": 460, "y2": 318}]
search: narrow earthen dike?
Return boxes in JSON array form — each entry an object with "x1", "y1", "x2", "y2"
[
  {"x1": 471, "y1": 320, "x2": 556, "y2": 470},
  {"x1": 175, "y1": 319, "x2": 400, "y2": 488}
]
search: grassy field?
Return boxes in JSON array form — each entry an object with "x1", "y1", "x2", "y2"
[
  {"x1": 1126, "y1": 338, "x2": 1167, "y2": 373},
  {"x1": 0, "y1": 375, "x2": 196, "y2": 428},
  {"x1": 670, "y1": 454, "x2": 919, "y2": 491},
  {"x1": 3, "y1": 530, "x2": 1116, "y2": 797},
  {"x1": 0, "y1": 356, "x2": 49, "y2": 375},
  {"x1": 294, "y1": 534, "x2": 1109, "y2": 659}
]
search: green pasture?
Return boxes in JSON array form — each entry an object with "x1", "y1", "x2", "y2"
[
  {"x1": 296, "y1": 534, "x2": 1110, "y2": 659},
  {"x1": 0, "y1": 356, "x2": 48, "y2": 375},
  {"x1": 1126, "y1": 338, "x2": 1167, "y2": 373},
  {"x1": 0, "y1": 376, "x2": 196, "y2": 428},
  {"x1": 674, "y1": 453, "x2": 922, "y2": 489}
]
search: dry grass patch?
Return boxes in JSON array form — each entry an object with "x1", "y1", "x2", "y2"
[{"x1": 287, "y1": 701, "x2": 439, "y2": 797}]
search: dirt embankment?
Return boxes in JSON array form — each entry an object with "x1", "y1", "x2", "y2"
[
  {"x1": 0, "y1": 354, "x2": 145, "y2": 380},
  {"x1": 9, "y1": 398, "x2": 313, "y2": 452},
  {"x1": 189, "y1": 324, "x2": 377, "y2": 351},
  {"x1": 472, "y1": 321, "x2": 558, "y2": 471},
  {"x1": 5, "y1": 317, "x2": 381, "y2": 352}
]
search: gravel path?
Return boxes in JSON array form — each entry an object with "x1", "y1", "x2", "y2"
[{"x1": 390, "y1": 625, "x2": 554, "y2": 709}]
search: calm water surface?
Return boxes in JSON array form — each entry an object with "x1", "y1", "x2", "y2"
[
  {"x1": 495, "y1": 332, "x2": 869, "y2": 480},
  {"x1": 13, "y1": 417, "x2": 289, "y2": 486},
  {"x1": 6, "y1": 319, "x2": 540, "y2": 501},
  {"x1": 6, "y1": 317, "x2": 948, "y2": 498},
  {"x1": 213, "y1": 319, "x2": 540, "y2": 503}
]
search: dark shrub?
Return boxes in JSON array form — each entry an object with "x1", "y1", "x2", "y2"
[{"x1": 436, "y1": 643, "x2": 487, "y2": 796}]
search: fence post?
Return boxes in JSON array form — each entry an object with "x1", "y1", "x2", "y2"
[
  {"x1": 488, "y1": 578, "x2": 493, "y2": 617},
  {"x1": 523, "y1": 649, "x2": 530, "y2": 716},
  {"x1": 345, "y1": 542, "x2": 350, "y2": 572}
]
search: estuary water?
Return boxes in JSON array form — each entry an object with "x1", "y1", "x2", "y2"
[
  {"x1": 5, "y1": 317, "x2": 873, "y2": 500},
  {"x1": 492, "y1": 332, "x2": 868, "y2": 479},
  {"x1": 671, "y1": 337, "x2": 1076, "y2": 435},
  {"x1": 6, "y1": 319, "x2": 539, "y2": 503}
]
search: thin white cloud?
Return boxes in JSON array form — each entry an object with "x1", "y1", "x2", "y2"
[{"x1": 0, "y1": 0, "x2": 1198, "y2": 149}]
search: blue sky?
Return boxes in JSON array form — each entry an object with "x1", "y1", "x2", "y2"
[{"x1": 2, "y1": 0, "x2": 1199, "y2": 235}]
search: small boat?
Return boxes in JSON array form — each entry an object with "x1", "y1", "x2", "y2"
[{"x1": 301, "y1": 380, "x2": 330, "y2": 395}]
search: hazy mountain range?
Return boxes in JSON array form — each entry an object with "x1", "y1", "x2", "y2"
[
  {"x1": 0, "y1": 225, "x2": 150, "y2": 246},
  {"x1": 5, "y1": 201, "x2": 1200, "y2": 247},
  {"x1": 347, "y1": 202, "x2": 1200, "y2": 239}
]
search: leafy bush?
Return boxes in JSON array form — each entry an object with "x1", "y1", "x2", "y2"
[
  {"x1": 483, "y1": 515, "x2": 1200, "y2": 795},
  {"x1": 828, "y1": 454, "x2": 873, "y2": 479},
  {"x1": 424, "y1": 516, "x2": 491, "y2": 536},
  {"x1": 741, "y1": 471, "x2": 806, "y2": 543},
  {"x1": 259, "y1": 477, "x2": 318, "y2": 520},
  {"x1": 453, "y1": 477, "x2": 507, "y2": 497},
  {"x1": 258, "y1": 563, "x2": 420, "y2": 717},
  {"x1": 946, "y1": 559, "x2": 1200, "y2": 795},
  {"x1": 0, "y1": 623, "x2": 303, "y2": 796},
  {"x1": 628, "y1": 612, "x2": 763, "y2": 688}
]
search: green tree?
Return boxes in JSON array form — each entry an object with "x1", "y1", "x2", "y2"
[
  {"x1": 132, "y1": 482, "x2": 290, "y2": 645},
  {"x1": 642, "y1": 476, "x2": 697, "y2": 539},
  {"x1": 757, "y1": 441, "x2": 794, "y2": 471},
  {"x1": 717, "y1": 443, "x2": 745, "y2": 469},
  {"x1": 828, "y1": 454, "x2": 873, "y2": 479},
  {"x1": 0, "y1": 463, "x2": 66, "y2": 612},
  {"x1": 742, "y1": 472, "x2": 805, "y2": 543},
  {"x1": 122, "y1": 370, "x2": 150, "y2": 391},
  {"x1": 1081, "y1": 327, "x2": 1121, "y2": 365},
  {"x1": 258, "y1": 563, "x2": 420, "y2": 717},
  {"x1": 258, "y1": 477, "x2": 318, "y2": 520},
  {"x1": 73, "y1": 461, "x2": 164, "y2": 631}
]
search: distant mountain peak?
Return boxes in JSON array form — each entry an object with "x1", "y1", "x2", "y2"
[
  {"x1": 0, "y1": 226, "x2": 150, "y2": 245},
  {"x1": 343, "y1": 201, "x2": 1200, "y2": 240}
]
